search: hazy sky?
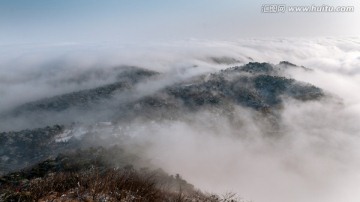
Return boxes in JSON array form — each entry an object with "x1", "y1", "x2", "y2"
[{"x1": 0, "y1": 0, "x2": 359, "y2": 44}]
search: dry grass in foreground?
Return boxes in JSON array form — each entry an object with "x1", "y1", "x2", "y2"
[{"x1": 0, "y1": 147, "x2": 247, "y2": 202}]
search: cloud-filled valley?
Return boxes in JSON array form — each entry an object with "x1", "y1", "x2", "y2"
[{"x1": 1, "y1": 37, "x2": 360, "y2": 202}]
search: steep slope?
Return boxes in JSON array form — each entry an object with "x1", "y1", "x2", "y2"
[{"x1": 1, "y1": 147, "x2": 217, "y2": 202}]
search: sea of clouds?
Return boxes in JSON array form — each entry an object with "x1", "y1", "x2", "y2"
[{"x1": 1, "y1": 37, "x2": 360, "y2": 202}]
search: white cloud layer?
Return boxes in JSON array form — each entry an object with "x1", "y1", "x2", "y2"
[{"x1": 1, "y1": 37, "x2": 360, "y2": 202}]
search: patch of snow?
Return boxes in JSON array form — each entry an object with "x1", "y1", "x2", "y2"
[
  {"x1": 54, "y1": 129, "x2": 73, "y2": 143},
  {"x1": 72, "y1": 127, "x2": 88, "y2": 139}
]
